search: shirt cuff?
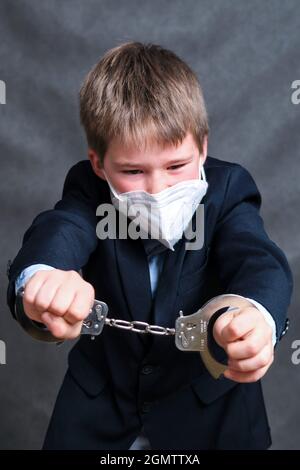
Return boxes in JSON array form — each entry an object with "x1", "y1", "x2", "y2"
[
  {"x1": 15, "y1": 264, "x2": 55, "y2": 295},
  {"x1": 245, "y1": 297, "x2": 277, "y2": 347}
]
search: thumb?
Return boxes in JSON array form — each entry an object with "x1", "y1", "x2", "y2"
[
  {"x1": 41, "y1": 311, "x2": 56, "y2": 327},
  {"x1": 41, "y1": 312, "x2": 67, "y2": 338},
  {"x1": 213, "y1": 307, "x2": 240, "y2": 347}
]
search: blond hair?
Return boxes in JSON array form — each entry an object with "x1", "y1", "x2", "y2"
[{"x1": 79, "y1": 42, "x2": 209, "y2": 163}]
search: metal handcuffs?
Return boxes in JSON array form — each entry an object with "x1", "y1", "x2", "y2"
[{"x1": 16, "y1": 289, "x2": 252, "y2": 379}]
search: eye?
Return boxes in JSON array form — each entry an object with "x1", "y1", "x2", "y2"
[
  {"x1": 168, "y1": 163, "x2": 186, "y2": 170},
  {"x1": 122, "y1": 169, "x2": 143, "y2": 175}
]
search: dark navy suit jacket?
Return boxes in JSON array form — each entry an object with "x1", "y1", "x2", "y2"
[{"x1": 7, "y1": 156, "x2": 293, "y2": 450}]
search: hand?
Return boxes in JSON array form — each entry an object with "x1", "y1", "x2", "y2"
[
  {"x1": 213, "y1": 306, "x2": 274, "y2": 383},
  {"x1": 22, "y1": 269, "x2": 95, "y2": 340}
]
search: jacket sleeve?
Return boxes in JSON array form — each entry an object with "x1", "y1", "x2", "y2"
[
  {"x1": 7, "y1": 161, "x2": 101, "y2": 319},
  {"x1": 211, "y1": 163, "x2": 293, "y2": 342}
]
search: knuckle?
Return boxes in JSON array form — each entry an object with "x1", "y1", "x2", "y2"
[
  {"x1": 247, "y1": 341, "x2": 259, "y2": 356},
  {"x1": 260, "y1": 350, "x2": 271, "y2": 367},
  {"x1": 35, "y1": 299, "x2": 50, "y2": 312},
  {"x1": 25, "y1": 309, "x2": 40, "y2": 322},
  {"x1": 68, "y1": 307, "x2": 84, "y2": 321},
  {"x1": 69, "y1": 270, "x2": 80, "y2": 280},
  {"x1": 227, "y1": 322, "x2": 240, "y2": 338},
  {"x1": 23, "y1": 290, "x2": 35, "y2": 305},
  {"x1": 236, "y1": 362, "x2": 246, "y2": 372},
  {"x1": 49, "y1": 301, "x2": 66, "y2": 316},
  {"x1": 225, "y1": 343, "x2": 234, "y2": 357}
]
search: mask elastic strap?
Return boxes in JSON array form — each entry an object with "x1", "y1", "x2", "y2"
[
  {"x1": 103, "y1": 170, "x2": 122, "y2": 199},
  {"x1": 200, "y1": 163, "x2": 207, "y2": 182}
]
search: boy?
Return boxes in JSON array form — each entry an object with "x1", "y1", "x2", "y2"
[{"x1": 7, "y1": 42, "x2": 292, "y2": 450}]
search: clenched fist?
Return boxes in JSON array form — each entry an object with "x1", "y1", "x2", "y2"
[
  {"x1": 213, "y1": 304, "x2": 274, "y2": 383},
  {"x1": 22, "y1": 269, "x2": 95, "y2": 340}
]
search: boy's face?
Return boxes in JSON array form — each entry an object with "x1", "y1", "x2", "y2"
[{"x1": 89, "y1": 132, "x2": 207, "y2": 194}]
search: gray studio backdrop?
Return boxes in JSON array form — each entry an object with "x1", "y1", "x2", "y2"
[{"x1": 0, "y1": 0, "x2": 299, "y2": 450}]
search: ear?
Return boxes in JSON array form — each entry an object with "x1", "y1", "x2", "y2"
[
  {"x1": 88, "y1": 149, "x2": 106, "y2": 181},
  {"x1": 199, "y1": 134, "x2": 208, "y2": 166}
]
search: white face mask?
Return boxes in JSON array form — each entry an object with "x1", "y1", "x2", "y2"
[{"x1": 103, "y1": 160, "x2": 208, "y2": 250}]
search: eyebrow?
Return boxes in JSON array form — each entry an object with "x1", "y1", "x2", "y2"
[
  {"x1": 114, "y1": 155, "x2": 194, "y2": 168},
  {"x1": 167, "y1": 156, "x2": 194, "y2": 165}
]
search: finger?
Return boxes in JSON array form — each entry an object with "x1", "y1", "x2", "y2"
[
  {"x1": 221, "y1": 308, "x2": 261, "y2": 343},
  {"x1": 226, "y1": 328, "x2": 268, "y2": 360},
  {"x1": 227, "y1": 344, "x2": 274, "y2": 372},
  {"x1": 223, "y1": 363, "x2": 271, "y2": 383},
  {"x1": 63, "y1": 284, "x2": 94, "y2": 325},
  {"x1": 47, "y1": 282, "x2": 76, "y2": 318},
  {"x1": 23, "y1": 272, "x2": 50, "y2": 321},
  {"x1": 41, "y1": 312, "x2": 82, "y2": 340},
  {"x1": 33, "y1": 279, "x2": 61, "y2": 315}
]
